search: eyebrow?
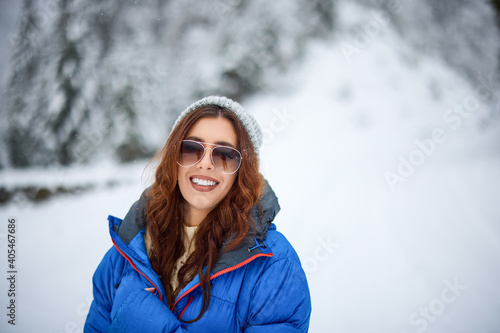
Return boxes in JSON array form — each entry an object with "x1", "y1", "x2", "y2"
[{"x1": 185, "y1": 136, "x2": 237, "y2": 149}]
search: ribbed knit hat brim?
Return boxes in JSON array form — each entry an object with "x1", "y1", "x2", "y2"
[{"x1": 172, "y1": 96, "x2": 263, "y2": 153}]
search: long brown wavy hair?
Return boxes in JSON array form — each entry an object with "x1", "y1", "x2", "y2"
[{"x1": 146, "y1": 105, "x2": 263, "y2": 322}]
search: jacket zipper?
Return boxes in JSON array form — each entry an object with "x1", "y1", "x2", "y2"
[
  {"x1": 113, "y1": 237, "x2": 273, "y2": 311},
  {"x1": 112, "y1": 239, "x2": 164, "y2": 302},
  {"x1": 173, "y1": 252, "x2": 273, "y2": 308}
]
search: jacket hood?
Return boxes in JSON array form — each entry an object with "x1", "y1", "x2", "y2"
[{"x1": 113, "y1": 180, "x2": 280, "y2": 275}]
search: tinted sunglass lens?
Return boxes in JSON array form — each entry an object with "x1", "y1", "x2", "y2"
[
  {"x1": 212, "y1": 147, "x2": 241, "y2": 173},
  {"x1": 179, "y1": 141, "x2": 204, "y2": 166}
]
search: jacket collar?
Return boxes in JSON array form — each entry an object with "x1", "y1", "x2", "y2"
[{"x1": 113, "y1": 180, "x2": 280, "y2": 274}]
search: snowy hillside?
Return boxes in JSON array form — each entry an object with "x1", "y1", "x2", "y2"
[
  {"x1": 247, "y1": 8, "x2": 500, "y2": 329},
  {"x1": 1, "y1": 0, "x2": 500, "y2": 332}
]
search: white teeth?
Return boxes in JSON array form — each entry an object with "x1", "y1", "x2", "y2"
[{"x1": 191, "y1": 177, "x2": 218, "y2": 186}]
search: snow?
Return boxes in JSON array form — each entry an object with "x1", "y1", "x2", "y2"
[
  {"x1": 244, "y1": 19, "x2": 500, "y2": 331},
  {"x1": 1, "y1": 2, "x2": 500, "y2": 333},
  {"x1": 0, "y1": 180, "x2": 146, "y2": 332}
]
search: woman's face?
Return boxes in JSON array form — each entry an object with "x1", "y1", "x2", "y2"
[{"x1": 177, "y1": 116, "x2": 238, "y2": 225}]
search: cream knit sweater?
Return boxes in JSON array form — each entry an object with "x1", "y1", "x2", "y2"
[{"x1": 144, "y1": 225, "x2": 198, "y2": 291}]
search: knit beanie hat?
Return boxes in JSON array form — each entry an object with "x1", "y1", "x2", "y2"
[{"x1": 172, "y1": 96, "x2": 263, "y2": 154}]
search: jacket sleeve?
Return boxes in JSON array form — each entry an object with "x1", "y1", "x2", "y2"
[
  {"x1": 243, "y1": 257, "x2": 311, "y2": 332},
  {"x1": 84, "y1": 247, "x2": 124, "y2": 332},
  {"x1": 108, "y1": 289, "x2": 188, "y2": 332}
]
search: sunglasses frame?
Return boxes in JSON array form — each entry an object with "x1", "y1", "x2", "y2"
[{"x1": 177, "y1": 139, "x2": 242, "y2": 175}]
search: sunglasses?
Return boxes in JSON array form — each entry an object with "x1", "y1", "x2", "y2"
[{"x1": 177, "y1": 140, "x2": 242, "y2": 174}]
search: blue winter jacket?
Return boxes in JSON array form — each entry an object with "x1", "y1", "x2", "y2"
[{"x1": 84, "y1": 182, "x2": 311, "y2": 332}]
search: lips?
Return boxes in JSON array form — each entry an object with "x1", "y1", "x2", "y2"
[{"x1": 189, "y1": 175, "x2": 220, "y2": 192}]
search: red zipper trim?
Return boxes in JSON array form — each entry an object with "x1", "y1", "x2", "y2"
[
  {"x1": 173, "y1": 252, "x2": 273, "y2": 308},
  {"x1": 112, "y1": 238, "x2": 163, "y2": 302},
  {"x1": 179, "y1": 295, "x2": 194, "y2": 321}
]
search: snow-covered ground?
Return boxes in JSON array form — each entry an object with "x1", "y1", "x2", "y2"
[{"x1": 1, "y1": 3, "x2": 500, "y2": 333}]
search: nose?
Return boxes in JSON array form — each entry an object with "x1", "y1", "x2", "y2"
[{"x1": 197, "y1": 147, "x2": 215, "y2": 171}]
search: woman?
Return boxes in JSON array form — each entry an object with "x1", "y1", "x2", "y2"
[{"x1": 84, "y1": 96, "x2": 311, "y2": 332}]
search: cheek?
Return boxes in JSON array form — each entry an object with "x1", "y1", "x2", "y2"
[
  {"x1": 177, "y1": 167, "x2": 189, "y2": 190},
  {"x1": 221, "y1": 175, "x2": 237, "y2": 194}
]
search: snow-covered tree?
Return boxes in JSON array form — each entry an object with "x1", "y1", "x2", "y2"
[
  {"x1": 2, "y1": 0, "x2": 43, "y2": 168},
  {"x1": 1, "y1": 0, "x2": 498, "y2": 168}
]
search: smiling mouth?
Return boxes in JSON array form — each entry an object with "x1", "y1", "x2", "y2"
[{"x1": 190, "y1": 177, "x2": 220, "y2": 187}]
